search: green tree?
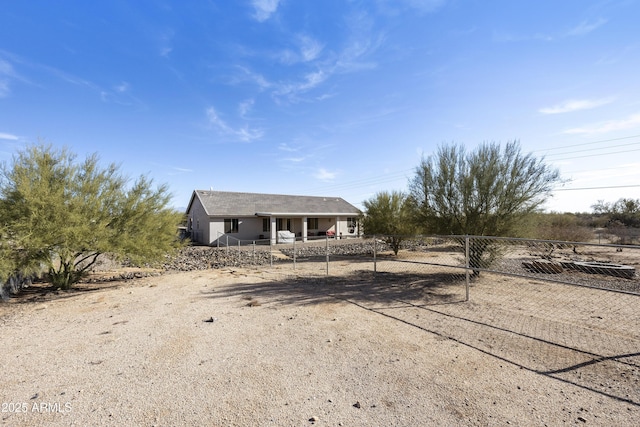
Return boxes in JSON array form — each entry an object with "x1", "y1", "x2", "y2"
[
  {"x1": 592, "y1": 198, "x2": 640, "y2": 227},
  {"x1": 362, "y1": 190, "x2": 416, "y2": 255},
  {"x1": 524, "y1": 212, "x2": 594, "y2": 242},
  {"x1": 0, "y1": 144, "x2": 185, "y2": 290},
  {"x1": 408, "y1": 141, "x2": 562, "y2": 273},
  {"x1": 592, "y1": 198, "x2": 640, "y2": 244},
  {"x1": 0, "y1": 226, "x2": 16, "y2": 284},
  {"x1": 522, "y1": 212, "x2": 595, "y2": 258}
]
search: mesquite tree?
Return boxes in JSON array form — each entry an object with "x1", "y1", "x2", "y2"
[
  {"x1": 408, "y1": 141, "x2": 562, "y2": 273},
  {"x1": 0, "y1": 144, "x2": 184, "y2": 290},
  {"x1": 362, "y1": 190, "x2": 416, "y2": 255}
]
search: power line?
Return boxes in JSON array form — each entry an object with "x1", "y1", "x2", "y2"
[
  {"x1": 531, "y1": 134, "x2": 640, "y2": 154},
  {"x1": 549, "y1": 147, "x2": 640, "y2": 162},
  {"x1": 555, "y1": 184, "x2": 640, "y2": 192},
  {"x1": 543, "y1": 141, "x2": 640, "y2": 159},
  {"x1": 303, "y1": 134, "x2": 640, "y2": 198},
  {"x1": 562, "y1": 164, "x2": 639, "y2": 175}
]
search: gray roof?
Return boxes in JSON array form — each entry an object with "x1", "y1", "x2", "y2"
[{"x1": 189, "y1": 190, "x2": 361, "y2": 217}]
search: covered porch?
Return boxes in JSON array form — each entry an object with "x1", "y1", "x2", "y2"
[{"x1": 256, "y1": 214, "x2": 357, "y2": 244}]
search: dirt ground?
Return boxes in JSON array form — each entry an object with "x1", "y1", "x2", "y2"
[{"x1": 1, "y1": 257, "x2": 639, "y2": 426}]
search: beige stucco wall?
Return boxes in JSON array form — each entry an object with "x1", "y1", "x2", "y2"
[
  {"x1": 210, "y1": 217, "x2": 267, "y2": 245},
  {"x1": 187, "y1": 196, "x2": 360, "y2": 245},
  {"x1": 187, "y1": 197, "x2": 211, "y2": 244}
]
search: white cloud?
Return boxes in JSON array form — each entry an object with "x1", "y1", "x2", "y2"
[
  {"x1": 172, "y1": 166, "x2": 193, "y2": 173},
  {"x1": 115, "y1": 82, "x2": 130, "y2": 93},
  {"x1": 241, "y1": 9, "x2": 381, "y2": 105},
  {"x1": 251, "y1": 0, "x2": 281, "y2": 22},
  {"x1": 0, "y1": 132, "x2": 19, "y2": 140},
  {"x1": 276, "y1": 34, "x2": 324, "y2": 64},
  {"x1": 236, "y1": 66, "x2": 272, "y2": 91},
  {"x1": 539, "y1": 98, "x2": 614, "y2": 114},
  {"x1": 236, "y1": 127, "x2": 264, "y2": 142},
  {"x1": 99, "y1": 84, "x2": 145, "y2": 108},
  {"x1": 0, "y1": 59, "x2": 16, "y2": 97},
  {"x1": 278, "y1": 143, "x2": 299, "y2": 152},
  {"x1": 167, "y1": 166, "x2": 193, "y2": 176},
  {"x1": 284, "y1": 157, "x2": 305, "y2": 163},
  {"x1": 315, "y1": 92, "x2": 336, "y2": 101},
  {"x1": 567, "y1": 18, "x2": 607, "y2": 37},
  {"x1": 299, "y1": 35, "x2": 323, "y2": 62},
  {"x1": 44, "y1": 65, "x2": 95, "y2": 89},
  {"x1": 238, "y1": 99, "x2": 254, "y2": 118},
  {"x1": 0, "y1": 59, "x2": 13, "y2": 75},
  {"x1": 494, "y1": 18, "x2": 607, "y2": 44},
  {"x1": 206, "y1": 107, "x2": 263, "y2": 142},
  {"x1": 303, "y1": 70, "x2": 326, "y2": 88},
  {"x1": 315, "y1": 168, "x2": 337, "y2": 181},
  {"x1": 274, "y1": 70, "x2": 328, "y2": 100},
  {"x1": 563, "y1": 112, "x2": 640, "y2": 135},
  {"x1": 206, "y1": 107, "x2": 233, "y2": 133},
  {"x1": 0, "y1": 79, "x2": 9, "y2": 97}
]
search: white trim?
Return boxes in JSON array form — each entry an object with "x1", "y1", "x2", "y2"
[{"x1": 255, "y1": 212, "x2": 358, "y2": 216}]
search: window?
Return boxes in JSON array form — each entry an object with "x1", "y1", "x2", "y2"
[
  {"x1": 308, "y1": 218, "x2": 319, "y2": 229},
  {"x1": 262, "y1": 218, "x2": 270, "y2": 232},
  {"x1": 347, "y1": 217, "x2": 357, "y2": 233},
  {"x1": 224, "y1": 218, "x2": 239, "y2": 233},
  {"x1": 276, "y1": 218, "x2": 291, "y2": 231}
]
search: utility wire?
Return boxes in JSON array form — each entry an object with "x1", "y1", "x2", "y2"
[
  {"x1": 531, "y1": 134, "x2": 640, "y2": 153},
  {"x1": 304, "y1": 135, "x2": 640, "y2": 197},
  {"x1": 543, "y1": 141, "x2": 640, "y2": 159},
  {"x1": 550, "y1": 147, "x2": 640, "y2": 162},
  {"x1": 555, "y1": 184, "x2": 640, "y2": 192}
]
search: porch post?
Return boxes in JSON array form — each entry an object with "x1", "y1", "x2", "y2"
[
  {"x1": 302, "y1": 217, "x2": 308, "y2": 242},
  {"x1": 270, "y1": 216, "x2": 276, "y2": 245}
]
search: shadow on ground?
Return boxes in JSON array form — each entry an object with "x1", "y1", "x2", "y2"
[
  {"x1": 203, "y1": 269, "x2": 467, "y2": 307},
  {"x1": 203, "y1": 269, "x2": 640, "y2": 407}
]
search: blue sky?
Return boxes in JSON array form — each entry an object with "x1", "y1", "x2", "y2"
[{"x1": 1, "y1": 0, "x2": 640, "y2": 213}]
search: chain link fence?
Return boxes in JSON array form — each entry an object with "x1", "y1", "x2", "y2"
[
  {"x1": 212, "y1": 234, "x2": 640, "y2": 295},
  {"x1": 212, "y1": 233, "x2": 640, "y2": 405}
]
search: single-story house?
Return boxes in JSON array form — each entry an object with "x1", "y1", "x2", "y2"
[{"x1": 186, "y1": 190, "x2": 362, "y2": 245}]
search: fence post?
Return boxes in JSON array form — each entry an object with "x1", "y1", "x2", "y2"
[
  {"x1": 252, "y1": 241, "x2": 256, "y2": 264},
  {"x1": 465, "y1": 235, "x2": 470, "y2": 302},
  {"x1": 325, "y1": 234, "x2": 329, "y2": 276},
  {"x1": 270, "y1": 237, "x2": 273, "y2": 267},
  {"x1": 293, "y1": 237, "x2": 296, "y2": 270},
  {"x1": 226, "y1": 235, "x2": 229, "y2": 255}
]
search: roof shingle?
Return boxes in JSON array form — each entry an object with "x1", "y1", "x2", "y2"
[{"x1": 191, "y1": 190, "x2": 361, "y2": 217}]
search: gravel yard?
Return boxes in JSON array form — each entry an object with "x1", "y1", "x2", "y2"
[{"x1": 1, "y1": 244, "x2": 639, "y2": 426}]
